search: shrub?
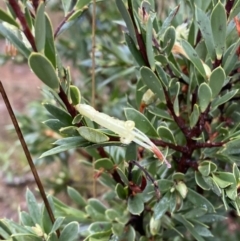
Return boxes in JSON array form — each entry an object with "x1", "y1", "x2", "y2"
[{"x1": 1, "y1": 0, "x2": 240, "y2": 240}]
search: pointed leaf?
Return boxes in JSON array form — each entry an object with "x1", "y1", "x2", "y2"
[
  {"x1": 78, "y1": 126, "x2": 109, "y2": 143},
  {"x1": 0, "y1": 23, "x2": 31, "y2": 57},
  {"x1": 180, "y1": 39, "x2": 206, "y2": 77},
  {"x1": 146, "y1": 19, "x2": 155, "y2": 70},
  {"x1": 0, "y1": 8, "x2": 19, "y2": 27},
  {"x1": 43, "y1": 103, "x2": 72, "y2": 125},
  {"x1": 116, "y1": 0, "x2": 138, "y2": 47},
  {"x1": 26, "y1": 189, "x2": 42, "y2": 226},
  {"x1": 125, "y1": 33, "x2": 145, "y2": 66},
  {"x1": 195, "y1": 6, "x2": 215, "y2": 60},
  {"x1": 124, "y1": 107, "x2": 158, "y2": 137},
  {"x1": 187, "y1": 188, "x2": 215, "y2": 212},
  {"x1": 140, "y1": 66, "x2": 165, "y2": 103},
  {"x1": 153, "y1": 192, "x2": 170, "y2": 220},
  {"x1": 59, "y1": 222, "x2": 78, "y2": 241},
  {"x1": 211, "y1": 89, "x2": 238, "y2": 110}
]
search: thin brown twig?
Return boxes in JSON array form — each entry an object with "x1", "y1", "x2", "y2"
[
  {"x1": 8, "y1": 0, "x2": 37, "y2": 52},
  {"x1": 131, "y1": 160, "x2": 160, "y2": 201},
  {"x1": 54, "y1": 9, "x2": 75, "y2": 39},
  {"x1": 91, "y1": 0, "x2": 97, "y2": 197},
  {"x1": 0, "y1": 81, "x2": 60, "y2": 237}
]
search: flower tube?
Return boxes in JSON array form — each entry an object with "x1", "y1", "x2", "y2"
[{"x1": 76, "y1": 104, "x2": 171, "y2": 168}]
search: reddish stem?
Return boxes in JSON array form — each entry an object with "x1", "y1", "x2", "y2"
[{"x1": 8, "y1": 0, "x2": 37, "y2": 52}]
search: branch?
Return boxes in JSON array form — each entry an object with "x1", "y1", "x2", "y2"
[
  {"x1": 54, "y1": 9, "x2": 75, "y2": 39},
  {"x1": 8, "y1": 0, "x2": 37, "y2": 52}
]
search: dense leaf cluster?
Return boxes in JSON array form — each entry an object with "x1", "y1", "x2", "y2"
[{"x1": 1, "y1": 0, "x2": 240, "y2": 240}]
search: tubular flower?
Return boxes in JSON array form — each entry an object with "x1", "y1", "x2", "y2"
[{"x1": 75, "y1": 104, "x2": 171, "y2": 168}]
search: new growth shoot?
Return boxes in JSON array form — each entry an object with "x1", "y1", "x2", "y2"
[{"x1": 75, "y1": 104, "x2": 171, "y2": 168}]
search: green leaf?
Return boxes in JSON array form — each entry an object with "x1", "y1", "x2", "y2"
[
  {"x1": 155, "y1": 64, "x2": 169, "y2": 87},
  {"x1": 35, "y1": 3, "x2": 46, "y2": 52},
  {"x1": 45, "y1": 14, "x2": 56, "y2": 68},
  {"x1": 116, "y1": 167, "x2": 128, "y2": 185},
  {"x1": 115, "y1": 0, "x2": 138, "y2": 48},
  {"x1": 70, "y1": 85, "x2": 81, "y2": 105},
  {"x1": 88, "y1": 198, "x2": 107, "y2": 214},
  {"x1": 184, "y1": 208, "x2": 207, "y2": 219},
  {"x1": 157, "y1": 180, "x2": 173, "y2": 193},
  {"x1": 0, "y1": 8, "x2": 19, "y2": 27},
  {"x1": 198, "y1": 83, "x2": 212, "y2": 112},
  {"x1": 190, "y1": 104, "x2": 200, "y2": 128},
  {"x1": 223, "y1": 39, "x2": 240, "y2": 75},
  {"x1": 195, "y1": 6, "x2": 215, "y2": 60},
  {"x1": 115, "y1": 183, "x2": 127, "y2": 199},
  {"x1": 198, "y1": 161, "x2": 217, "y2": 176},
  {"x1": 187, "y1": 188, "x2": 215, "y2": 212},
  {"x1": 146, "y1": 19, "x2": 155, "y2": 70},
  {"x1": 61, "y1": 0, "x2": 72, "y2": 15},
  {"x1": 211, "y1": 1, "x2": 227, "y2": 59},
  {"x1": 51, "y1": 217, "x2": 65, "y2": 234},
  {"x1": 198, "y1": 214, "x2": 226, "y2": 223},
  {"x1": 214, "y1": 172, "x2": 236, "y2": 186},
  {"x1": 75, "y1": 0, "x2": 91, "y2": 9},
  {"x1": 44, "y1": 103, "x2": 72, "y2": 125},
  {"x1": 211, "y1": 89, "x2": 239, "y2": 110},
  {"x1": 140, "y1": 67, "x2": 165, "y2": 103},
  {"x1": 89, "y1": 222, "x2": 111, "y2": 233},
  {"x1": 59, "y1": 222, "x2": 78, "y2": 241},
  {"x1": 26, "y1": 189, "x2": 42, "y2": 226},
  {"x1": 78, "y1": 126, "x2": 109, "y2": 143},
  {"x1": 209, "y1": 67, "x2": 225, "y2": 98},
  {"x1": 125, "y1": 33, "x2": 145, "y2": 66},
  {"x1": 0, "y1": 23, "x2": 31, "y2": 57},
  {"x1": 128, "y1": 194, "x2": 144, "y2": 215},
  {"x1": 43, "y1": 119, "x2": 65, "y2": 132},
  {"x1": 233, "y1": 163, "x2": 240, "y2": 182},
  {"x1": 124, "y1": 107, "x2": 158, "y2": 137},
  {"x1": 158, "y1": 5, "x2": 180, "y2": 37},
  {"x1": 106, "y1": 209, "x2": 120, "y2": 221},
  {"x1": 173, "y1": 81, "x2": 180, "y2": 116},
  {"x1": 153, "y1": 192, "x2": 170, "y2": 220},
  {"x1": 60, "y1": 126, "x2": 79, "y2": 136},
  {"x1": 203, "y1": 176, "x2": 222, "y2": 196},
  {"x1": 147, "y1": 106, "x2": 173, "y2": 121},
  {"x1": 67, "y1": 187, "x2": 87, "y2": 207},
  {"x1": 180, "y1": 39, "x2": 206, "y2": 78},
  {"x1": 94, "y1": 158, "x2": 114, "y2": 171},
  {"x1": 39, "y1": 139, "x2": 89, "y2": 158},
  {"x1": 157, "y1": 126, "x2": 176, "y2": 144},
  {"x1": 163, "y1": 27, "x2": 176, "y2": 56},
  {"x1": 173, "y1": 214, "x2": 205, "y2": 241},
  {"x1": 28, "y1": 53, "x2": 60, "y2": 91},
  {"x1": 229, "y1": 0, "x2": 240, "y2": 21},
  {"x1": 67, "y1": 9, "x2": 84, "y2": 22},
  {"x1": 195, "y1": 171, "x2": 210, "y2": 190}
]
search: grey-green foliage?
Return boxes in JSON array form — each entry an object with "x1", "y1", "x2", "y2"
[{"x1": 1, "y1": 0, "x2": 240, "y2": 241}]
